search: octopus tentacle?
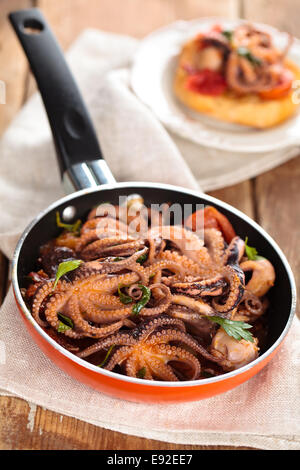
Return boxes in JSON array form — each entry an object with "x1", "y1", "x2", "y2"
[
  {"x1": 126, "y1": 262, "x2": 149, "y2": 286},
  {"x1": 32, "y1": 281, "x2": 59, "y2": 327},
  {"x1": 77, "y1": 332, "x2": 136, "y2": 358},
  {"x1": 105, "y1": 346, "x2": 134, "y2": 370},
  {"x1": 171, "y1": 275, "x2": 227, "y2": 297},
  {"x1": 140, "y1": 283, "x2": 172, "y2": 316},
  {"x1": 149, "y1": 328, "x2": 219, "y2": 364},
  {"x1": 83, "y1": 213, "x2": 132, "y2": 234},
  {"x1": 171, "y1": 295, "x2": 216, "y2": 317},
  {"x1": 124, "y1": 353, "x2": 142, "y2": 378},
  {"x1": 240, "y1": 258, "x2": 275, "y2": 297},
  {"x1": 234, "y1": 290, "x2": 268, "y2": 322},
  {"x1": 44, "y1": 292, "x2": 84, "y2": 339},
  {"x1": 144, "y1": 350, "x2": 180, "y2": 381},
  {"x1": 81, "y1": 216, "x2": 131, "y2": 235},
  {"x1": 155, "y1": 344, "x2": 201, "y2": 381},
  {"x1": 145, "y1": 259, "x2": 187, "y2": 280},
  {"x1": 80, "y1": 237, "x2": 145, "y2": 261},
  {"x1": 158, "y1": 250, "x2": 212, "y2": 277},
  {"x1": 204, "y1": 228, "x2": 226, "y2": 266},
  {"x1": 46, "y1": 294, "x2": 124, "y2": 339},
  {"x1": 74, "y1": 247, "x2": 149, "y2": 278},
  {"x1": 85, "y1": 272, "x2": 139, "y2": 294},
  {"x1": 77, "y1": 315, "x2": 199, "y2": 380},
  {"x1": 243, "y1": 290, "x2": 264, "y2": 316},
  {"x1": 147, "y1": 225, "x2": 210, "y2": 266},
  {"x1": 167, "y1": 305, "x2": 204, "y2": 323},
  {"x1": 225, "y1": 236, "x2": 245, "y2": 266},
  {"x1": 135, "y1": 315, "x2": 186, "y2": 342},
  {"x1": 80, "y1": 303, "x2": 133, "y2": 324},
  {"x1": 212, "y1": 265, "x2": 244, "y2": 315}
]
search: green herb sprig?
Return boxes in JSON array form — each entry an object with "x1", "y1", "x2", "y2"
[
  {"x1": 98, "y1": 345, "x2": 115, "y2": 368},
  {"x1": 208, "y1": 316, "x2": 254, "y2": 342},
  {"x1": 202, "y1": 370, "x2": 215, "y2": 378},
  {"x1": 132, "y1": 285, "x2": 151, "y2": 316},
  {"x1": 237, "y1": 46, "x2": 262, "y2": 65},
  {"x1": 118, "y1": 284, "x2": 133, "y2": 305},
  {"x1": 56, "y1": 212, "x2": 82, "y2": 235},
  {"x1": 57, "y1": 313, "x2": 74, "y2": 333},
  {"x1": 53, "y1": 260, "x2": 82, "y2": 290},
  {"x1": 221, "y1": 30, "x2": 233, "y2": 41},
  {"x1": 136, "y1": 253, "x2": 148, "y2": 265},
  {"x1": 137, "y1": 367, "x2": 146, "y2": 379},
  {"x1": 244, "y1": 237, "x2": 265, "y2": 261}
]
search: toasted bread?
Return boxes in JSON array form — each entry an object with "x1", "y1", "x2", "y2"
[{"x1": 173, "y1": 38, "x2": 300, "y2": 128}]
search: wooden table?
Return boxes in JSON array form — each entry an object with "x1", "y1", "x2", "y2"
[{"x1": 0, "y1": 0, "x2": 299, "y2": 450}]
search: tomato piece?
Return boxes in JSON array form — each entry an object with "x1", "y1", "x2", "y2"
[
  {"x1": 185, "y1": 206, "x2": 236, "y2": 243},
  {"x1": 210, "y1": 24, "x2": 222, "y2": 33},
  {"x1": 186, "y1": 69, "x2": 227, "y2": 96},
  {"x1": 195, "y1": 33, "x2": 206, "y2": 50},
  {"x1": 259, "y1": 69, "x2": 294, "y2": 100}
]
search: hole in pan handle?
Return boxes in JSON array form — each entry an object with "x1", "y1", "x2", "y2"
[{"x1": 8, "y1": 7, "x2": 116, "y2": 192}]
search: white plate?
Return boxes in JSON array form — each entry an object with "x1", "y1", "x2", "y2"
[{"x1": 131, "y1": 17, "x2": 300, "y2": 153}]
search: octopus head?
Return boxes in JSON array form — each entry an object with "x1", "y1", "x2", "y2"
[
  {"x1": 210, "y1": 328, "x2": 259, "y2": 371},
  {"x1": 240, "y1": 258, "x2": 275, "y2": 297}
]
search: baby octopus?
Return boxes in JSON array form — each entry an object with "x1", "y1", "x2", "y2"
[{"x1": 77, "y1": 316, "x2": 219, "y2": 381}]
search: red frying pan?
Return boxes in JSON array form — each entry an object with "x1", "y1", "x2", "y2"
[{"x1": 9, "y1": 8, "x2": 296, "y2": 403}]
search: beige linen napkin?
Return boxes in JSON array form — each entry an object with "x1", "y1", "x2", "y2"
[
  {"x1": 0, "y1": 288, "x2": 299, "y2": 450},
  {"x1": 0, "y1": 29, "x2": 299, "y2": 450}
]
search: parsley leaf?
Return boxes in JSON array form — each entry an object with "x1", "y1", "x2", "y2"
[
  {"x1": 132, "y1": 285, "x2": 151, "y2": 316},
  {"x1": 118, "y1": 284, "x2": 133, "y2": 304},
  {"x1": 136, "y1": 253, "x2": 148, "y2": 265},
  {"x1": 237, "y1": 46, "x2": 262, "y2": 65},
  {"x1": 57, "y1": 313, "x2": 74, "y2": 333},
  {"x1": 222, "y1": 30, "x2": 233, "y2": 41},
  {"x1": 244, "y1": 237, "x2": 266, "y2": 261},
  {"x1": 53, "y1": 260, "x2": 82, "y2": 290},
  {"x1": 202, "y1": 370, "x2": 215, "y2": 378},
  {"x1": 208, "y1": 316, "x2": 254, "y2": 342},
  {"x1": 137, "y1": 367, "x2": 146, "y2": 379},
  {"x1": 244, "y1": 236, "x2": 259, "y2": 260},
  {"x1": 56, "y1": 211, "x2": 82, "y2": 235},
  {"x1": 98, "y1": 345, "x2": 115, "y2": 368}
]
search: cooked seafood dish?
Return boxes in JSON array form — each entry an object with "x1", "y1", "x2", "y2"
[
  {"x1": 23, "y1": 197, "x2": 275, "y2": 382},
  {"x1": 173, "y1": 22, "x2": 300, "y2": 128}
]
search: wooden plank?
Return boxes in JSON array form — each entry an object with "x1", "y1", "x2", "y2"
[
  {"x1": 254, "y1": 158, "x2": 300, "y2": 305},
  {"x1": 38, "y1": 0, "x2": 238, "y2": 42},
  {"x1": 0, "y1": 0, "x2": 258, "y2": 451},
  {"x1": 0, "y1": 0, "x2": 34, "y2": 135},
  {"x1": 25, "y1": 0, "x2": 238, "y2": 97},
  {"x1": 243, "y1": 0, "x2": 300, "y2": 309},
  {"x1": 208, "y1": 181, "x2": 254, "y2": 219},
  {"x1": 243, "y1": 0, "x2": 300, "y2": 36},
  {"x1": 0, "y1": 396, "x2": 253, "y2": 450}
]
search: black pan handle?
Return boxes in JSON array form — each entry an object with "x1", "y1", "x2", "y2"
[{"x1": 9, "y1": 8, "x2": 115, "y2": 192}]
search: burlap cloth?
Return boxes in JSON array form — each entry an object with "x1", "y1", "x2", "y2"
[{"x1": 0, "y1": 29, "x2": 299, "y2": 450}]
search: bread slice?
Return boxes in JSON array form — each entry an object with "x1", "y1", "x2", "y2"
[{"x1": 173, "y1": 39, "x2": 300, "y2": 128}]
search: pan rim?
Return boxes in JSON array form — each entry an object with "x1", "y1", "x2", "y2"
[{"x1": 12, "y1": 181, "x2": 297, "y2": 389}]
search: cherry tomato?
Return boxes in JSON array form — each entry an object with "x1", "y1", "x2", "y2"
[
  {"x1": 259, "y1": 69, "x2": 294, "y2": 100},
  {"x1": 210, "y1": 24, "x2": 222, "y2": 33},
  {"x1": 185, "y1": 206, "x2": 236, "y2": 243},
  {"x1": 186, "y1": 69, "x2": 227, "y2": 96},
  {"x1": 195, "y1": 33, "x2": 206, "y2": 50}
]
